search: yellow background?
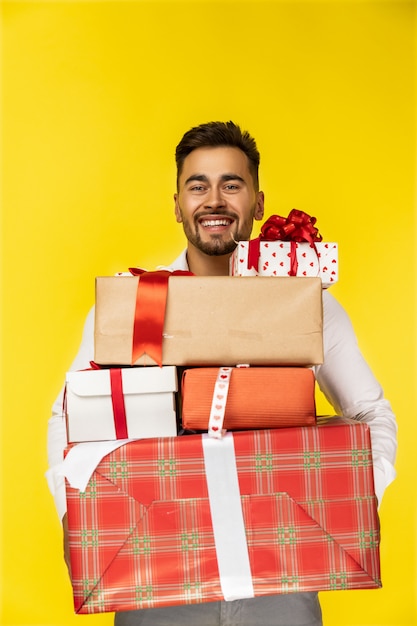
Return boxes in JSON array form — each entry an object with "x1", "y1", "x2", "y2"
[{"x1": 1, "y1": 0, "x2": 416, "y2": 624}]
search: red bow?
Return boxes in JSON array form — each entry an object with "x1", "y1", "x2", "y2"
[
  {"x1": 247, "y1": 210, "x2": 323, "y2": 273},
  {"x1": 128, "y1": 268, "x2": 193, "y2": 366}
]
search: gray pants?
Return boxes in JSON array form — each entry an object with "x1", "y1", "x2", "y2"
[{"x1": 114, "y1": 593, "x2": 322, "y2": 626}]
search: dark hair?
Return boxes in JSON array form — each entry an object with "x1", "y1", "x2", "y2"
[{"x1": 175, "y1": 121, "x2": 260, "y2": 190}]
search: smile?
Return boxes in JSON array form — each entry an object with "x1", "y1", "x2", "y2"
[{"x1": 200, "y1": 218, "x2": 233, "y2": 227}]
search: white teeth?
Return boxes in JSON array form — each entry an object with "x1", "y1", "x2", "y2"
[{"x1": 201, "y1": 219, "x2": 231, "y2": 227}]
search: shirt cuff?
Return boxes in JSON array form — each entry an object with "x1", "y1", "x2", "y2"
[
  {"x1": 373, "y1": 456, "x2": 396, "y2": 508},
  {"x1": 45, "y1": 467, "x2": 67, "y2": 521}
]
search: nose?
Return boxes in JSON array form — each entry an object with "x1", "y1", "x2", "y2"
[{"x1": 204, "y1": 187, "x2": 226, "y2": 210}]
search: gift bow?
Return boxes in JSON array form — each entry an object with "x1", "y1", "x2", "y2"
[
  {"x1": 247, "y1": 209, "x2": 323, "y2": 273},
  {"x1": 128, "y1": 268, "x2": 193, "y2": 366}
]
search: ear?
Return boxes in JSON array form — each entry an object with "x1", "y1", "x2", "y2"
[
  {"x1": 174, "y1": 194, "x2": 183, "y2": 223},
  {"x1": 254, "y1": 191, "x2": 265, "y2": 221}
]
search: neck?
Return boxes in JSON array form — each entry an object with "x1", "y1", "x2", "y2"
[{"x1": 186, "y1": 245, "x2": 231, "y2": 276}]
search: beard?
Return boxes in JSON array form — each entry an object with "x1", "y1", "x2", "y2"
[
  {"x1": 178, "y1": 208, "x2": 255, "y2": 257},
  {"x1": 183, "y1": 227, "x2": 238, "y2": 256}
]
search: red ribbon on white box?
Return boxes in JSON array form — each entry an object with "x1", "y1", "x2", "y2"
[
  {"x1": 109, "y1": 369, "x2": 129, "y2": 439},
  {"x1": 208, "y1": 367, "x2": 233, "y2": 439}
]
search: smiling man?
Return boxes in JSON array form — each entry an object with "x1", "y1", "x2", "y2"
[
  {"x1": 174, "y1": 126, "x2": 264, "y2": 274},
  {"x1": 47, "y1": 121, "x2": 397, "y2": 626}
]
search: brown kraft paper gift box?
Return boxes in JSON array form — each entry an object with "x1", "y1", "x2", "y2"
[{"x1": 94, "y1": 275, "x2": 323, "y2": 367}]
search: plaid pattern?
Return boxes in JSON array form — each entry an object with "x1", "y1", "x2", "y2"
[{"x1": 66, "y1": 423, "x2": 380, "y2": 614}]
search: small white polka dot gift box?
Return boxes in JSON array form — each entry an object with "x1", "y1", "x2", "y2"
[
  {"x1": 230, "y1": 210, "x2": 338, "y2": 288},
  {"x1": 231, "y1": 240, "x2": 338, "y2": 287}
]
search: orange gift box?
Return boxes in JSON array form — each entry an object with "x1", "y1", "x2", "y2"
[{"x1": 181, "y1": 367, "x2": 316, "y2": 432}]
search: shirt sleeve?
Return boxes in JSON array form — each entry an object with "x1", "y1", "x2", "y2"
[
  {"x1": 46, "y1": 306, "x2": 96, "y2": 520},
  {"x1": 315, "y1": 291, "x2": 397, "y2": 506}
]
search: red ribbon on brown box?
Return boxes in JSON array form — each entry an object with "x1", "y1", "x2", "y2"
[{"x1": 128, "y1": 268, "x2": 193, "y2": 367}]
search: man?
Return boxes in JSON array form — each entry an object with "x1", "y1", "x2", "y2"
[
  {"x1": 173, "y1": 121, "x2": 264, "y2": 275},
  {"x1": 47, "y1": 121, "x2": 397, "y2": 626}
]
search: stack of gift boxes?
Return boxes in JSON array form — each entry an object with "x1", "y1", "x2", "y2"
[{"x1": 64, "y1": 211, "x2": 381, "y2": 615}]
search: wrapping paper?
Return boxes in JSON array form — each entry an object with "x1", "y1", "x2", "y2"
[
  {"x1": 66, "y1": 423, "x2": 380, "y2": 614},
  {"x1": 230, "y1": 241, "x2": 338, "y2": 287},
  {"x1": 65, "y1": 366, "x2": 178, "y2": 442},
  {"x1": 181, "y1": 367, "x2": 316, "y2": 432},
  {"x1": 94, "y1": 275, "x2": 323, "y2": 366}
]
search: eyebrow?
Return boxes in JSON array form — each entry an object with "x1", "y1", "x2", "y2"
[{"x1": 184, "y1": 173, "x2": 246, "y2": 186}]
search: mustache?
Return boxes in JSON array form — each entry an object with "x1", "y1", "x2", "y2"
[{"x1": 194, "y1": 210, "x2": 238, "y2": 222}]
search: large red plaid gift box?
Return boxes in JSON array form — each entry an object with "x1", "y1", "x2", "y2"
[
  {"x1": 181, "y1": 367, "x2": 316, "y2": 432},
  {"x1": 94, "y1": 275, "x2": 323, "y2": 367},
  {"x1": 66, "y1": 422, "x2": 380, "y2": 614},
  {"x1": 65, "y1": 366, "x2": 178, "y2": 442}
]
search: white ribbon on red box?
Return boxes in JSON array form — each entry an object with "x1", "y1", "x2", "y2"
[{"x1": 202, "y1": 432, "x2": 254, "y2": 601}]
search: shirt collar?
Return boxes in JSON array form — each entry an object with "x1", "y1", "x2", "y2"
[{"x1": 157, "y1": 249, "x2": 189, "y2": 272}]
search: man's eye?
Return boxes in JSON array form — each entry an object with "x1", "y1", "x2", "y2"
[
  {"x1": 225, "y1": 184, "x2": 239, "y2": 190},
  {"x1": 190, "y1": 185, "x2": 205, "y2": 192}
]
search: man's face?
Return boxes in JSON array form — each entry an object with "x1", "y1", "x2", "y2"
[{"x1": 174, "y1": 146, "x2": 264, "y2": 256}]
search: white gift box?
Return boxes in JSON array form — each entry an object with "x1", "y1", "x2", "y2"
[
  {"x1": 65, "y1": 366, "x2": 178, "y2": 442},
  {"x1": 230, "y1": 241, "x2": 338, "y2": 287}
]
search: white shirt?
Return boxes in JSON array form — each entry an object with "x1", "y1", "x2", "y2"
[{"x1": 47, "y1": 250, "x2": 397, "y2": 519}]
